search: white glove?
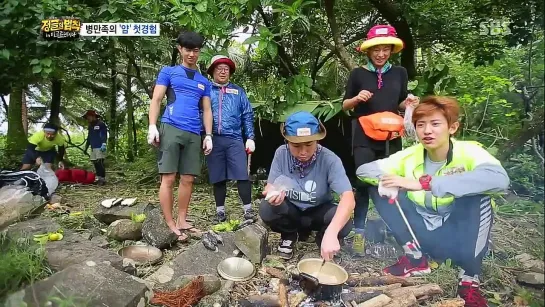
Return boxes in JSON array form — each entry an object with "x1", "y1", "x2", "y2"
[
  {"x1": 378, "y1": 180, "x2": 399, "y2": 202},
  {"x1": 203, "y1": 135, "x2": 213, "y2": 155},
  {"x1": 245, "y1": 139, "x2": 255, "y2": 153},
  {"x1": 147, "y1": 124, "x2": 160, "y2": 145}
]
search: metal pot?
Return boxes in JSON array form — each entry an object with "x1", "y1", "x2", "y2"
[{"x1": 297, "y1": 258, "x2": 349, "y2": 301}]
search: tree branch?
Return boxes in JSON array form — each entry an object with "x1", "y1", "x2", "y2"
[
  {"x1": 323, "y1": 0, "x2": 357, "y2": 71},
  {"x1": 367, "y1": 0, "x2": 417, "y2": 78}
]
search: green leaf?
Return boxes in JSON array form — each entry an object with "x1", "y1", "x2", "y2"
[
  {"x1": 278, "y1": 103, "x2": 320, "y2": 122},
  {"x1": 98, "y1": 4, "x2": 108, "y2": 15},
  {"x1": 41, "y1": 58, "x2": 52, "y2": 67},
  {"x1": 242, "y1": 36, "x2": 260, "y2": 45},
  {"x1": 267, "y1": 42, "x2": 278, "y2": 58},
  {"x1": 30, "y1": 59, "x2": 39, "y2": 65},
  {"x1": 1, "y1": 49, "x2": 10, "y2": 60},
  {"x1": 32, "y1": 65, "x2": 42, "y2": 74},
  {"x1": 108, "y1": 7, "x2": 117, "y2": 14},
  {"x1": 195, "y1": 1, "x2": 207, "y2": 12},
  {"x1": 44, "y1": 67, "x2": 53, "y2": 74},
  {"x1": 74, "y1": 41, "x2": 84, "y2": 50}
]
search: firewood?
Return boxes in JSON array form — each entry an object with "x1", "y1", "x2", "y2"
[
  {"x1": 385, "y1": 283, "x2": 443, "y2": 299},
  {"x1": 239, "y1": 294, "x2": 280, "y2": 307},
  {"x1": 353, "y1": 283, "x2": 402, "y2": 292},
  {"x1": 350, "y1": 302, "x2": 358, "y2": 307},
  {"x1": 383, "y1": 293, "x2": 417, "y2": 307},
  {"x1": 433, "y1": 298, "x2": 466, "y2": 307},
  {"x1": 346, "y1": 275, "x2": 417, "y2": 287},
  {"x1": 357, "y1": 294, "x2": 392, "y2": 307},
  {"x1": 278, "y1": 279, "x2": 288, "y2": 307},
  {"x1": 341, "y1": 291, "x2": 383, "y2": 304},
  {"x1": 265, "y1": 267, "x2": 286, "y2": 279}
]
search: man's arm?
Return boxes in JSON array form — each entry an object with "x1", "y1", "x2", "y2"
[
  {"x1": 356, "y1": 148, "x2": 409, "y2": 185},
  {"x1": 100, "y1": 122, "x2": 108, "y2": 145},
  {"x1": 201, "y1": 96, "x2": 213, "y2": 135},
  {"x1": 431, "y1": 144, "x2": 510, "y2": 197},
  {"x1": 325, "y1": 155, "x2": 355, "y2": 236},
  {"x1": 240, "y1": 89, "x2": 255, "y2": 140},
  {"x1": 149, "y1": 85, "x2": 167, "y2": 125},
  {"x1": 264, "y1": 147, "x2": 284, "y2": 194}
]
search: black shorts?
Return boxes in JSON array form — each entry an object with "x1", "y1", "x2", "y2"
[{"x1": 22, "y1": 148, "x2": 56, "y2": 165}]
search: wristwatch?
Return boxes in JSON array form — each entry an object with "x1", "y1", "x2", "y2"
[{"x1": 419, "y1": 175, "x2": 432, "y2": 191}]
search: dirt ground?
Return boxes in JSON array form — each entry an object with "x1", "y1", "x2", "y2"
[{"x1": 54, "y1": 179, "x2": 545, "y2": 306}]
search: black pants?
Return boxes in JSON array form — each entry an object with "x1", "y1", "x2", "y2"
[
  {"x1": 93, "y1": 159, "x2": 106, "y2": 178},
  {"x1": 353, "y1": 145, "x2": 400, "y2": 229},
  {"x1": 369, "y1": 187, "x2": 493, "y2": 276},
  {"x1": 259, "y1": 199, "x2": 353, "y2": 245}
]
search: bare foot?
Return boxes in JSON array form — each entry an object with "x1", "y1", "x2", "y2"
[
  {"x1": 167, "y1": 222, "x2": 189, "y2": 242},
  {"x1": 177, "y1": 221, "x2": 203, "y2": 237}
]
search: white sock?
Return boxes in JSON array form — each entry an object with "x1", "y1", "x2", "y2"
[
  {"x1": 243, "y1": 204, "x2": 252, "y2": 212},
  {"x1": 402, "y1": 241, "x2": 422, "y2": 259},
  {"x1": 216, "y1": 206, "x2": 225, "y2": 213}
]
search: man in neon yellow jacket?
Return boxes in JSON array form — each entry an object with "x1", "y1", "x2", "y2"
[{"x1": 356, "y1": 96, "x2": 510, "y2": 307}]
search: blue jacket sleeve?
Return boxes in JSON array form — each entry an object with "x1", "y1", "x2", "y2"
[
  {"x1": 100, "y1": 122, "x2": 108, "y2": 144},
  {"x1": 85, "y1": 125, "x2": 91, "y2": 150},
  {"x1": 240, "y1": 89, "x2": 255, "y2": 139}
]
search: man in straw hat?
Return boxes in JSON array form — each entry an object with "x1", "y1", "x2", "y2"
[
  {"x1": 259, "y1": 111, "x2": 355, "y2": 260},
  {"x1": 205, "y1": 55, "x2": 257, "y2": 222},
  {"x1": 82, "y1": 109, "x2": 108, "y2": 185},
  {"x1": 342, "y1": 24, "x2": 420, "y2": 255}
]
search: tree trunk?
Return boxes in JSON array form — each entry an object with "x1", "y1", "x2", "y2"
[
  {"x1": 125, "y1": 62, "x2": 135, "y2": 161},
  {"x1": 107, "y1": 40, "x2": 118, "y2": 154},
  {"x1": 170, "y1": 47, "x2": 178, "y2": 66},
  {"x1": 6, "y1": 85, "x2": 27, "y2": 159},
  {"x1": 132, "y1": 110, "x2": 138, "y2": 157},
  {"x1": 498, "y1": 106, "x2": 544, "y2": 161},
  {"x1": 49, "y1": 78, "x2": 62, "y2": 124},
  {"x1": 22, "y1": 89, "x2": 28, "y2": 134}
]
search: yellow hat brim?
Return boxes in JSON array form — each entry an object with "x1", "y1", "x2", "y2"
[{"x1": 359, "y1": 37, "x2": 404, "y2": 53}]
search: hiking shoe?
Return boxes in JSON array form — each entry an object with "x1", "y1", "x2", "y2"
[
  {"x1": 277, "y1": 233, "x2": 298, "y2": 259},
  {"x1": 216, "y1": 211, "x2": 227, "y2": 223},
  {"x1": 457, "y1": 281, "x2": 488, "y2": 307},
  {"x1": 298, "y1": 229, "x2": 312, "y2": 242},
  {"x1": 243, "y1": 208, "x2": 257, "y2": 221},
  {"x1": 351, "y1": 232, "x2": 365, "y2": 256},
  {"x1": 383, "y1": 255, "x2": 431, "y2": 277}
]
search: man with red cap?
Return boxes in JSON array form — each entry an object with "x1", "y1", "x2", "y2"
[
  {"x1": 205, "y1": 55, "x2": 256, "y2": 222},
  {"x1": 82, "y1": 109, "x2": 108, "y2": 185}
]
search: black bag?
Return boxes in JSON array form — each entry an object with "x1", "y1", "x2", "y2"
[{"x1": 0, "y1": 170, "x2": 49, "y2": 199}]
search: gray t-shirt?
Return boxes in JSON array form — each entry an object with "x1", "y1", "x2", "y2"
[{"x1": 267, "y1": 145, "x2": 353, "y2": 210}]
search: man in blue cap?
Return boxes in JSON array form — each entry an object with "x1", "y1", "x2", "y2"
[
  {"x1": 259, "y1": 111, "x2": 355, "y2": 260},
  {"x1": 206, "y1": 55, "x2": 256, "y2": 222}
]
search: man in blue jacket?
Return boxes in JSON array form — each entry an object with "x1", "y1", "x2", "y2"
[
  {"x1": 82, "y1": 110, "x2": 108, "y2": 185},
  {"x1": 206, "y1": 55, "x2": 256, "y2": 222}
]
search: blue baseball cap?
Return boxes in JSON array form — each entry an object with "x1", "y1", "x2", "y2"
[{"x1": 281, "y1": 111, "x2": 327, "y2": 143}]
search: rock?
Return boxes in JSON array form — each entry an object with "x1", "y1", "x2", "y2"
[
  {"x1": 516, "y1": 253, "x2": 545, "y2": 273},
  {"x1": 4, "y1": 261, "x2": 152, "y2": 307},
  {"x1": 146, "y1": 233, "x2": 237, "y2": 288},
  {"x1": 141, "y1": 204, "x2": 178, "y2": 249},
  {"x1": 517, "y1": 272, "x2": 545, "y2": 287},
  {"x1": 93, "y1": 202, "x2": 147, "y2": 225},
  {"x1": 49, "y1": 193, "x2": 62, "y2": 205},
  {"x1": 107, "y1": 219, "x2": 143, "y2": 241},
  {"x1": 365, "y1": 218, "x2": 388, "y2": 243},
  {"x1": 0, "y1": 185, "x2": 45, "y2": 229},
  {"x1": 196, "y1": 289, "x2": 230, "y2": 307},
  {"x1": 172, "y1": 274, "x2": 221, "y2": 295},
  {"x1": 91, "y1": 235, "x2": 110, "y2": 248},
  {"x1": 5, "y1": 217, "x2": 124, "y2": 272},
  {"x1": 269, "y1": 278, "x2": 280, "y2": 292},
  {"x1": 234, "y1": 223, "x2": 268, "y2": 264}
]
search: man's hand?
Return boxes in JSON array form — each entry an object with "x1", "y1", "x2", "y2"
[
  {"x1": 147, "y1": 124, "x2": 160, "y2": 146},
  {"x1": 357, "y1": 90, "x2": 373, "y2": 103},
  {"x1": 203, "y1": 135, "x2": 213, "y2": 155},
  {"x1": 381, "y1": 174, "x2": 422, "y2": 191},
  {"x1": 262, "y1": 189, "x2": 285, "y2": 206},
  {"x1": 100, "y1": 143, "x2": 107, "y2": 152},
  {"x1": 404, "y1": 94, "x2": 420, "y2": 107},
  {"x1": 378, "y1": 180, "x2": 399, "y2": 200},
  {"x1": 245, "y1": 139, "x2": 255, "y2": 154},
  {"x1": 320, "y1": 230, "x2": 340, "y2": 261}
]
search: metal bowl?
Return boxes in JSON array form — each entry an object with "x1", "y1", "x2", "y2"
[
  {"x1": 297, "y1": 258, "x2": 349, "y2": 285},
  {"x1": 217, "y1": 257, "x2": 256, "y2": 281},
  {"x1": 118, "y1": 245, "x2": 163, "y2": 266}
]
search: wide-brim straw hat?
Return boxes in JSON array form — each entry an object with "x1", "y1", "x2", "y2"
[{"x1": 358, "y1": 24, "x2": 404, "y2": 54}]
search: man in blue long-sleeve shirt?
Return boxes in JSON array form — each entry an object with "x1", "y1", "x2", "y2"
[
  {"x1": 206, "y1": 55, "x2": 256, "y2": 222},
  {"x1": 82, "y1": 110, "x2": 108, "y2": 185}
]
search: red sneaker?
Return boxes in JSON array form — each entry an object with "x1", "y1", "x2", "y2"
[
  {"x1": 383, "y1": 255, "x2": 431, "y2": 277},
  {"x1": 457, "y1": 281, "x2": 488, "y2": 307}
]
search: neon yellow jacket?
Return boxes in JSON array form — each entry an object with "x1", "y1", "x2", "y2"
[{"x1": 356, "y1": 139, "x2": 510, "y2": 212}]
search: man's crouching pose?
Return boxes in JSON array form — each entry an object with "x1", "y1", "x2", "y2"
[{"x1": 357, "y1": 96, "x2": 510, "y2": 307}]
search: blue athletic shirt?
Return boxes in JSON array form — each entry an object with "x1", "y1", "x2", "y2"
[{"x1": 155, "y1": 65, "x2": 211, "y2": 135}]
